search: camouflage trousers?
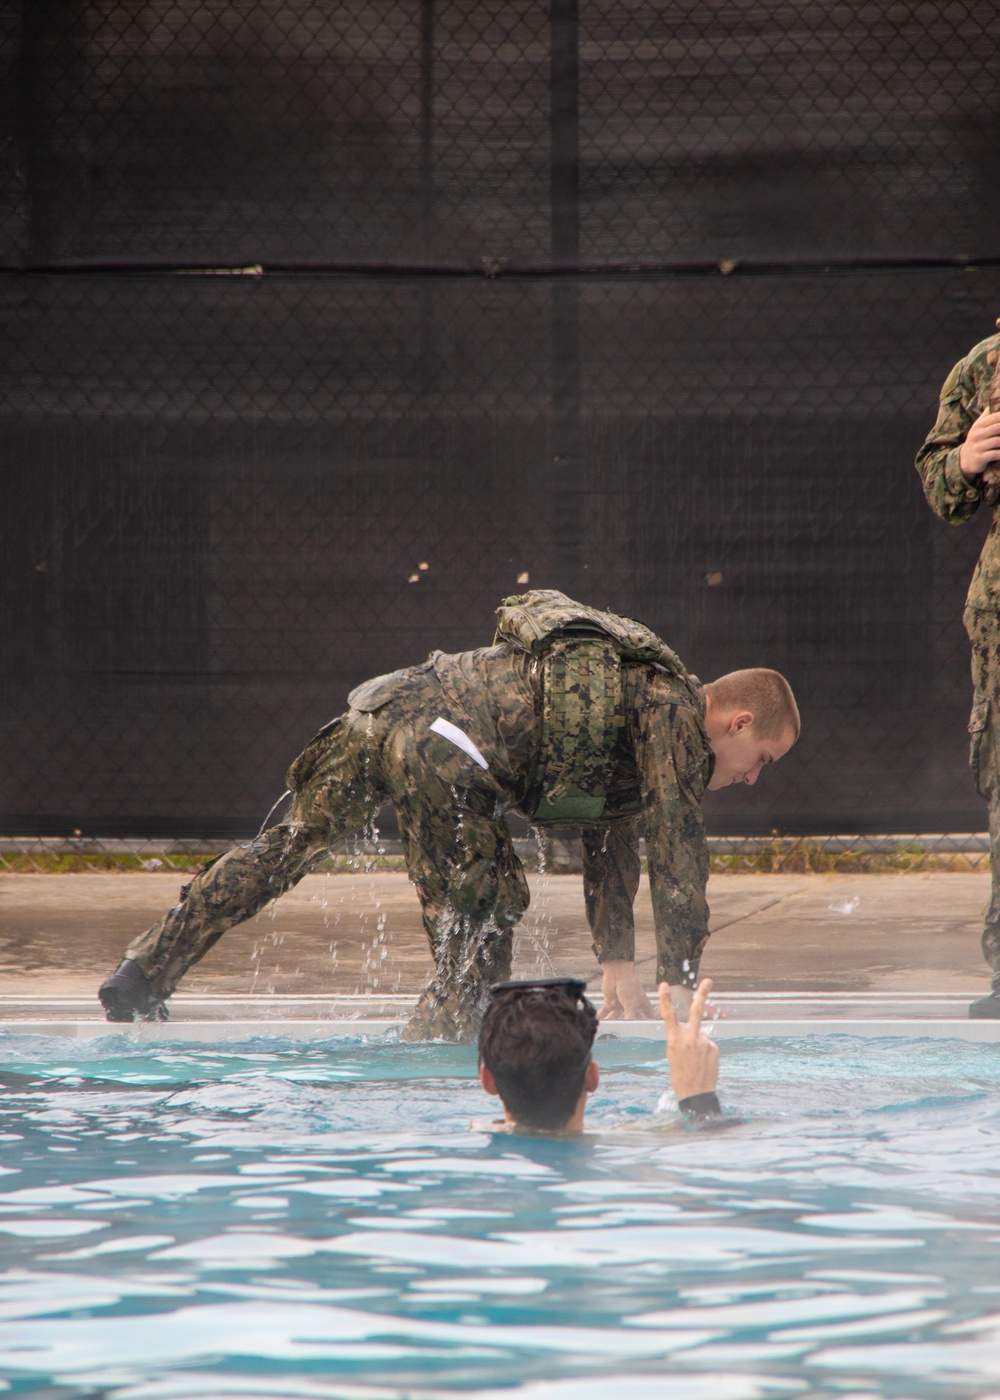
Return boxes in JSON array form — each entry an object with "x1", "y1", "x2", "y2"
[
  {"x1": 966, "y1": 608, "x2": 1000, "y2": 988},
  {"x1": 125, "y1": 675, "x2": 530, "y2": 1041}
]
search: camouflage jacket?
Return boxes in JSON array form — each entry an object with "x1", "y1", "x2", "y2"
[
  {"x1": 431, "y1": 644, "x2": 715, "y2": 984},
  {"x1": 915, "y1": 330, "x2": 1000, "y2": 613}
]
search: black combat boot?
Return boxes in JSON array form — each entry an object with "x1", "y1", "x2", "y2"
[
  {"x1": 98, "y1": 960, "x2": 169, "y2": 1022},
  {"x1": 969, "y1": 990, "x2": 1000, "y2": 1019}
]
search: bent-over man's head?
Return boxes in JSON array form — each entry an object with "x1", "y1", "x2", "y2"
[
  {"x1": 478, "y1": 978, "x2": 600, "y2": 1132},
  {"x1": 703, "y1": 668, "x2": 799, "y2": 790}
]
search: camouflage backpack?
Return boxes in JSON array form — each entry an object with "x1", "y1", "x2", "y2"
[{"x1": 494, "y1": 590, "x2": 693, "y2": 824}]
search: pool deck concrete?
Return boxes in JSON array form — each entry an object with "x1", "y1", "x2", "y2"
[{"x1": 0, "y1": 869, "x2": 996, "y2": 1036}]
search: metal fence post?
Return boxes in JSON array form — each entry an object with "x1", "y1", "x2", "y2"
[
  {"x1": 419, "y1": 0, "x2": 435, "y2": 257},
  {"x1": 549, "y1": 0, "x2": 582, "y2": 595}
]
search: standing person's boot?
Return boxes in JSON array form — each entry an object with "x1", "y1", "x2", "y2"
[
  {"x1": 963, "y1": 968, "x2": 997, "y2": 1024},
  {"x1": 969, "y1": 987, "x2": 1000, "y2": 1018},
  {"x1": 98, "y1": 960, "x2": 169, "y2": 1022},
  {"x1": 971, "y1": 916, "x2": 1000, "y2": 1018}
]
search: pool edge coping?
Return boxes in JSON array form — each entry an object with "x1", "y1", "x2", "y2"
[{"x1": 5, "y1": 1018, "x2": 1000, "y2": 1041}]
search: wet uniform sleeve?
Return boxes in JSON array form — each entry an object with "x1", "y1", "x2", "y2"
[
  {"x1": 915, "y1": 355, "x2": 983, "y2": 525},
  {"x1": 678, "y1": 1091, "x2": 722, "y2": 1118},
  {"x1": 582, "y1": 815, "x2": 642, "y2": 964},
  {"x1": 633, "y1": 694, "x2": 712, "y2": 986}
]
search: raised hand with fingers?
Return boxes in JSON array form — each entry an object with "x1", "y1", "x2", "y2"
[{"x1": 659, "y1": 977, "x2": 720, "y2": 1110}]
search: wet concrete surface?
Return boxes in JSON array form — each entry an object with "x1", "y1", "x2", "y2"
[{"x1": 0, "y1": 871, "x2": 991, "y2": 1017}]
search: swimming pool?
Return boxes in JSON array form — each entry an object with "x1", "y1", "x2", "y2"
[{"x1": 2, "y1": 1031, "x2": 1000, "y2": 1398}]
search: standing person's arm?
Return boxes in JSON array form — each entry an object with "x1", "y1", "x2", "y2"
[
  {"x1": 634, "y1": 690, "x2": 712, "y2": 1013},
  {"x1": 916, "y1": 347, "x2": 1000, "y2": 523}
]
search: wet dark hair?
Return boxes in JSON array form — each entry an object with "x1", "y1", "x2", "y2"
[{"x1": 478, "y1": 978, "x2": 599, "y2": 1130}]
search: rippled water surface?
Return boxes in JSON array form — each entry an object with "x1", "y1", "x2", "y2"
[{"x1": 2, "y1": 1031, "x2": 1000, "y2": 1398}]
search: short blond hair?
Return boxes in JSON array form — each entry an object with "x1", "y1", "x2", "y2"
[{"x1": 705, "y1": 668, "x2": 800, "y2": 742}]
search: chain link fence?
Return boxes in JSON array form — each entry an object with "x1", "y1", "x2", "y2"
[
  {"x1": 3, "y1": 1, "x2": 1000, "y2": 859},
  {"x1": 7, "y1": 0, "x2": 1000, "y2": 267}
]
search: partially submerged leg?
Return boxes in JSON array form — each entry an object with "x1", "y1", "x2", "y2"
[{"x1": 398, "y1": 801, "x2": 529, "y2": 1043}]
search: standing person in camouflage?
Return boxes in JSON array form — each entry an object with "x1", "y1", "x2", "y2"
[
  {"x1": 916, "y1": 318, "x2": 1000, "y2": 1018},
  {"x1": 98, "y1": 591, "x2": 799, "y2": 1041}
]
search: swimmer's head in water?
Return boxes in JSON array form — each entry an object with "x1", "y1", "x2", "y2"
[{"x1": 478, "y1": 978, "x2": 599, "y2": 1130}]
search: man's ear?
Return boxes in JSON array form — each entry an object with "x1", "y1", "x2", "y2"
[
  {"x1": 479, "y1": 1064, "x2": 500, "y2": 1097},
  {"x1": 729, "y1": 709, "x2": 755, "y2": 735},
  {"x1": 584, "y1": 1059, "x2": 600, "y2": 1094}
]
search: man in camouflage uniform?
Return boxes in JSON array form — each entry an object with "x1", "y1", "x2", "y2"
[
  {"x1": 98, "y1": 591, "x2": 799, "y2": 1041},
  {"x1": 916, "y1": 319, "x2": 1000, "y2": 1017}
]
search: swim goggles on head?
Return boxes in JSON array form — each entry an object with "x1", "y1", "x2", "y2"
[
  {"x1": 488, "y1": 977, "x2": 598, "y2": 1042},
  {"x1": 489, "y1": 977, "x2": 588, "y2": 997}
]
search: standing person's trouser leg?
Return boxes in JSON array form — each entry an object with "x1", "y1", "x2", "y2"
[
  {"x1": 965, "y1": 608, "x2": 1000, "y2": 995},
  {"x1": 108, "y1": 710, "x2": 386, "y2": 1011}
]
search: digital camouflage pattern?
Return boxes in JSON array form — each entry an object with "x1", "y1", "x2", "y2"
[
  {"x1": 978, "y1": 336, "x2": 1000, "y2": 505},
  {"x1": 916, "y1": 328, "x2": 1000, "y2": 610},
  {"x1": 531, "y1": 638, "x2": 626, "y2": 823},
  {"x1": 494, "y1": 587, "x2": 703, "y2": 831},
  {"x1": 964, "y1": 611, "x2": 1000, "y2": 988},
  {"x1": 917, "y1": 325, "x2": 1000, "y2": 985},
  {"x1": 125, "y1": 612, "x2": 715, "y2": 1040},
  {"x1": 494, "y1": 589, "x2": 687, "y2": 672}
]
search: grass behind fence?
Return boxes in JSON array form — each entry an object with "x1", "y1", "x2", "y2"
[{"x1": 0, "y1": 841, "x2": 989, "y2": 876}]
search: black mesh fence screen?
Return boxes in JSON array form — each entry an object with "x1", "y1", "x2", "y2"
[
  {"x1": 7, "y1": 0, "x2": 1000, "y2": 267},
  {"x1": 3, "y1": 1, "x2": 1000, "y2": 839}
]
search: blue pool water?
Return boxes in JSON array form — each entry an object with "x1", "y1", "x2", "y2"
[{"x1": 2, "y1": 1032, "x2": 1000, "y2": 1398}]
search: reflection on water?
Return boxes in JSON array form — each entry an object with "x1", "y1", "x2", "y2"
[{"x1": 1, "y1": 1033, "x2": 1000, "y2": 1397}]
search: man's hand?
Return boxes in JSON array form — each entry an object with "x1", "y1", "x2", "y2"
[
  {"x1": 598, "y1": 960, "x2": 656, "y2": 1020},
  {"x1": 959, "y1": 409, "x2": 1000, "y2": 479},
  {"x1": 659, "y1": 978, "x2": 719, "y2": 1100}
]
